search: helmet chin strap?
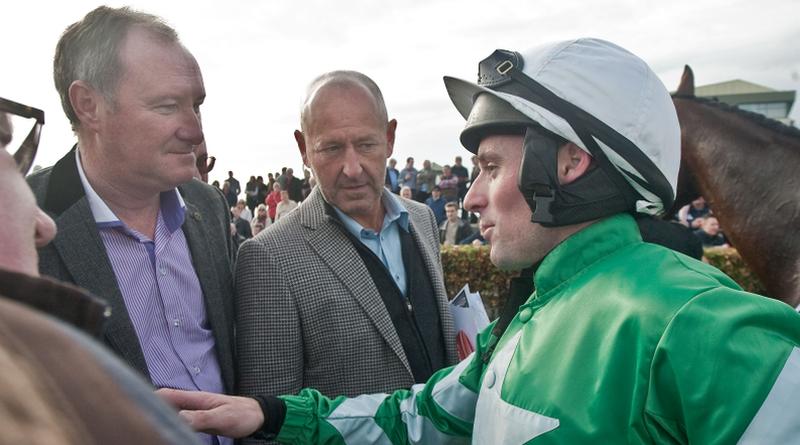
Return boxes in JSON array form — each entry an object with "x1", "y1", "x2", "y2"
[{"x1": 518, "y1": 126, "x2": 637, "y2": 227}]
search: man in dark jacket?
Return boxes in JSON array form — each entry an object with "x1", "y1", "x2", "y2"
[{"x1": 439, "y1": 201, "x2": 473, "y2": 245}]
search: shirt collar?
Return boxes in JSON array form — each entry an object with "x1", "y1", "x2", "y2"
[
  {"x1": 331, "y1": 189, "x2": 409, "y2": 238},
  {"x1": 534, "y1": 213, "x2": 641, "y2": 299},
  {"x1": 75, "y1": 148, "x2": 186, "y2": 232}
]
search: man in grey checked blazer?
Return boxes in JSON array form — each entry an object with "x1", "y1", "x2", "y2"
[{"x1": 236, "y1": 71, "x2": 458, "y2": 406}]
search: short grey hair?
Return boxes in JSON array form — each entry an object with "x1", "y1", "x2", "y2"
[
  {"x1": 299, "y1": 70, "x2": 388, "y2": 134},
  {"x1": 53, "y1": 6, "x2": 180, "y2": 130}
]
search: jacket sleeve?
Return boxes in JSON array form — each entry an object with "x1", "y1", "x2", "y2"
[
  {"x1": 275, "y1": 322, "x2": 499, "y2": 444},
  {"x1": 235, "y1": 236, "x2": 304, "y2": 401},
  {"x1": 644, "y1": 287, "x2": 800, "y2": 444}
]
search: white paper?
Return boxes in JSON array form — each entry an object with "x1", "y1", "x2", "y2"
[{"x1": 449, "y1": 284, "x2": 491, "y2": 360}]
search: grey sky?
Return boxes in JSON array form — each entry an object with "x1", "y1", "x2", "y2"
[{"x1": 2, "y1": 0, "x2": 797, "y2": 186}]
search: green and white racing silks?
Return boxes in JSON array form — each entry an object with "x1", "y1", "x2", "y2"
[{"x1": 275, "y1": 214, "x2": 800, "y2": 444}]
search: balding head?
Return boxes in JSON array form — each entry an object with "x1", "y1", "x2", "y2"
[
  {"x1": 299, "y1": 70, "x2": 388, "y2": 135},
  {"x1": 293, "y1": 70, "x2": 396, "y2": 231}
]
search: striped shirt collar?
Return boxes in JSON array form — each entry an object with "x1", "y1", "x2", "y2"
[{"x1": 75, "y1": 148, "x2": 186, "y2": 233}]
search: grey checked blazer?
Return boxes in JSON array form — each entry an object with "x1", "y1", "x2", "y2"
[
  {"x1": 26, "y1": 147, "x2": 236, "y2": 393},
  {"x1": 235, "y1": 187, "x2": 457, "y2": 400}
]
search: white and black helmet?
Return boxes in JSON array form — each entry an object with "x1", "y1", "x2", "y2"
[{"x1": 444, "y1": 38, "x2": 680, "y2": 226}]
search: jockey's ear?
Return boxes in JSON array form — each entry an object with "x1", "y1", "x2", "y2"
[{"x1": 557, "y1": 142, "x2": 593, "y2": 185}]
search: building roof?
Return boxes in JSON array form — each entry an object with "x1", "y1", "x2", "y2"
[
  {"x1": 695, "y1": 79, "x2": 776, "y2": 96},
  {"x1": 694, "y1": 79, "x2": 795, "y2": 115}
]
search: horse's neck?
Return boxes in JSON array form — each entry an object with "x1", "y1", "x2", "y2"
[
  {"x1": 679, "y1": 101, "x2": 800, "y2": 222},
  {"x1": 678, "y1": 99, "x2": 800, "y2": 304}
]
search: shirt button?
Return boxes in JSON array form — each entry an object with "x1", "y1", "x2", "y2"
[
  {"x1": 172, "y1": 319, "x2": 181, "y2": 327},
  {"x1": 159, "y1": 267, "x2": 167, "y2": 276},
  {"x1": 485, "y1": 369, "x2": 496, "y2": 389},
  {"x1": 193, "y1": 366, "x2": 201, "y2": 375},
  {"x1": 518, "y1": 307, "x2": 533, "y2": 323}
]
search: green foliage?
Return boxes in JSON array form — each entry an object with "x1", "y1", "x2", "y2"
[
  {"x1": 703, "y1": 247, "x2": 766, "y2": 295},
  {"x1": 441, "y1": 245, "x2": 514, "y2": 319},
  {"x1": 441, "y1": 245, "x2": 767, "y2": 319}
]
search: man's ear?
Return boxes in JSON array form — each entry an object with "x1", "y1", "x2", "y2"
[
  {"x1": 69, "y1": 80, "x2": 105, "y2": 132},
  {"x1": 557, "y1": 142, "x2": 592, "y2": 185},
  {"x1": 385, "y1": 119, "x2": 397, "y2": 158},
  {"x1": 294, "y1": 130, "x2": 310, "y2": 167}
]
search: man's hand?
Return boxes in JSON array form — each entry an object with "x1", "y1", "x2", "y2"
[{"x1": 156, "y1": 388, "x2": 264, "y2": 438}]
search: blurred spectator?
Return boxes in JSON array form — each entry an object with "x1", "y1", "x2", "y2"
[
  {"x1": 226, "y1": 170, "x2": 241, "y2": 198},
  {"x1": 425, "y1": 186, "x2": 447, "y2": 225},
  {"x1": 459, "y1": 231, "x2": 486, "y2": 246},
  {"x1": 467, "y1": 154, "x2": 481, "y2": 223},
  {"x1": 416, "y1": 159, "x2": 436, "y2": 203},
  {"x1": 274, "y1": 189, "x2": 298, "y2": 221},
  {"x1": 280, "y1": 168, "x2": 304, "y2": 202},
  {"x1": 250, "y1": 204, "x2": 271, "y2": 236},
  {"x1": 439, "y1": 202, "x2": 473, "y2": 245},
  {"x1": 255, "y1": 175, "x2": 269, "y2": 206},
  {"x1": 399, "y1": 157, "x2": 417, "y2": 198},
  {"x1": 452, "y1": 156, "x2": 469, "y2": 217},
  {"x1": 222, "y1": 180, "x2": 237, "y2": 207},
  {"x1": 301, "y1": 169, "x2": 313, "y2": 199},
  {"x1": 265, "y1": 181, "x2": 281, "y2": 221},
  {"x1": 679, "y1": 196, "x2": 711, "y2": 229},
  {"x1": 438, "y1": 164, "x2": 459, "y2": 202},
  {"x1": 231, "y1": 202, "x2": 252, "y2": 239},
  {"x1": 267, "y1": 172, "x2": 276, "y2": 193},
  {"x1": 211, "y1": 180, "x2": 220, "y2": 190},
  {"x1": 385, "y1": 158, "x2": 400, "y2": 193},
  {"x1": 694, "y1": 216, "x2": 729, "y2": 248},
  {"x1": 235, "y1": 199, "x2": 252, "y2": 222},
  {"x1": 400, "y1": 186, "x2": 413, "y2": 200},
  {"x1": 244, "y1": 176, "x2": 258, "y2": 212}
]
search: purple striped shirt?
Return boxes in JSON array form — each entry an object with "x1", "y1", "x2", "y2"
[{"x1": 77, "y1": 153, "x2": 229, "y2": 445}]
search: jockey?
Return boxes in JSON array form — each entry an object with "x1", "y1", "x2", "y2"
[{"x1": 161, "y1": 38, "x2": 800, "y2": 444}]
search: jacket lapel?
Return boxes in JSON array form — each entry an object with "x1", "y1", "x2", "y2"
[
  {"x1": 301, "y1": 189, "x2": 412, "y2": 376},
  {"x1": 180, "y1": 196, "x2": 235, "y2": 392}
]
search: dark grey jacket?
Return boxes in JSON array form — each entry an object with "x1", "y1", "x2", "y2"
[{"x1": 27, "y1": 146, "x2": 236, "y2": 392}]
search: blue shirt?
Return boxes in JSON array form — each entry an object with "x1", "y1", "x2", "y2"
[
  {"x1": 386, "y1": 167, "x2": 399, "y2": 192},
  {"x1": 426, "y1": 196, "x2": 447, "y2": 225},
  {"x1": 332, "y1": 191, "x2": 410, "y2": 296}
]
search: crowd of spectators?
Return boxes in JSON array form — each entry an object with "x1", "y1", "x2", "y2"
[
  {"x1": 216, "y1": 154, "x2": 484, "y2": 246},
  {"x1": 216, "y1": 166, "x2": 731, "y2": 253}
]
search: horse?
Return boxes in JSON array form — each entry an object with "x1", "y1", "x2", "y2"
[{"x1": 670, "y1": 66, "x2": 800, "y2": 307}]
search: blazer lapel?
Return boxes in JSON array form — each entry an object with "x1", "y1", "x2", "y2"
[
  {"x1": 301, "y1": 190, "x2": 412, "y2": 376},
  {"x1": 45, "y1": 150, "x2": 150, "y2": 378},
  {"x1": 180, "y1": 198, "x2": 235, "y2": 392}
]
